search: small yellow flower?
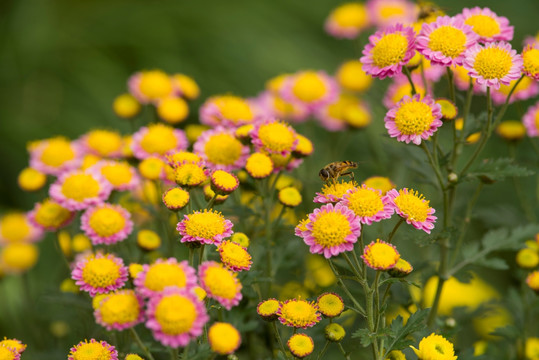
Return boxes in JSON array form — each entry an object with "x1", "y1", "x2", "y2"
[
  {"x1": 137, "y1": 230, "x2": 161, "y2": 251},
  {"x1": 257, "y1": 298, "x2": 280, "y2": 321},
  {"x1": 363, "y1": 176, "x2": 395, "y2": 195},
  {"x1": 172, "y1": 73, "x2": 200, "y2": 100},
  {"x1": 496, "y1": 120, "x2": 526, "y2": 141},
  {"x1": 174, "y1": 162, "x2": 207, "y2": 187},
  {"x1": 138, "y1": 70, "x2": 173, "y2": 100},
  {"x1": 435, "y1": 98, "x2": 458, "y2": 120},
  {"x1": 125, "y1": 354, "x2": 144, "y2": 360},
  {"x1": 208, "y1": 322, "x2": 241, "y2": 355},
  {"x1": 245, "y1": 152, "x2": 274, "y2": 179},
  {"x1": 278, "y1": 298, "x2": 321, "y2": 328},
  {"x1": 139, "y1": 157, "x2": 165, "y2": 181},
  {"x1": 325, "y1": 323, "x2": 346, "y2": 342},
  {"x1": 218, "y1": 240, "x2": 252, "y2": 272},
  {"x1": 336, "y1": 60, "x2": 372, "y2": 92},
  {"x1": 0, "y1": 243, "x2": 39, "y2": 274},
  {"x1": 32, "y1": 199, "x2": 73, "y2": 231},
  {"x1": 17, "y1": 167, "x2": 46, "y2": 192},
  {"x1": 128, "y1": 263, "x2": 144, "y2": 279},
  {"x1": 362, "y1": 239, "x2": 400, "y2": 271},
  {"x1": 60, "y1": 278, "x2": 80, "y2": 294},
  {"x1": 317, "y1": 292, "x2": 344, "y2": 318},
  {"x1": 411, "y1": 333, "x2": 457, "y2": 360},
  {"x1": 184, "y1": 124, "x2": 210, "y2": 144},
  {"x1": 386, "y1": 350, "x2": 406, "y2": 360},
  {"x1": 230, "y1": 232, "x2": 250, "y2": 248},
  {"x1": 0, "y1": 338, "x2": 26, "y2": 354},
  {"x1": 162, "y1": 187, "x2": 190, "y2": 211},
  {"x1": 287, "y1": 333, "x2": 314, "y2": 359},
  {"x1": 72, "y1": 233, "x2": 92, "y2": 253},
  {"x1": 278, "y1": 187, "x2": 302, "y2": 207},
  {"x1": 526, "y1": 271, "x2": 539, "y2": 293},
  {"x1": 388, "y1": 258, "x2": 413, "y2": 277},
  {"x1": 516, "y1": 248, "x2": 539, "y2": 269},
  {"x1": 525, "y1": 337, "x2": 539, "y2": 360},
  {"x1": 157, "y1": 97, "x2": 189, "y2": 124},
  {"x1": 85, "y1": 129, "x2": 123, "y2": 157}
]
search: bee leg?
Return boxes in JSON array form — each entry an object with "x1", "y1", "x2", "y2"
[{"x1": 341, "y1": 171, "x2": 354, "y2": 182}]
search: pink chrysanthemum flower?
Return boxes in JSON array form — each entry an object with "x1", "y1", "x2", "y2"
[
  {"x1": 299, "y1": 203, "x2": 361, "y2": 259},
  {"x1": 0, "y1": 344, "x2": 20, "y2": 360},
  {"x1": 79, "y1": 129, "x2": 124, "y2": 159},
  {"x1": 177, "y1": 209, "x2": 233, "y2": 246},
  {"x1": 198, "y1": 261, "x2": 243, "y2": 310},
  {"x1": 339, "y1": 184, "x2": 394, "y2": 225},
  {"x1": 279, "y1": 70, "x2": 339, "y2": 111},
  {"x1": 134, "y1": 258, "x2": 197, "y2": 298},
  {"x1": 68, "y1": 339, "x2": 118, "y2": 360},
  {"x1": 360, "y1": 23, "x2": 416, "y2": 79},
  {"x1": 28, "y1": 137, "x2": 83, "y2": 176},
  {"x1": 145, "y1": 286, "x2": 209, "y2": 347},
  {"x1": 131, "y1": 123, "x2": 188, "y2": 160},
  {"x1": 463, "y1": 42, "x2": 523, "y2": 90},
  {"x1": 28, "y1": 199, "x2": 74, "y2": 232},
  {"x1": 277, "y1": 298, "x2": 321, "y2": 329},
  {"x1": 456, "y1": 7, "x2": 514, "y2": 43},
  {"x1": 314, "y1": 181, "x2": 357, "y2": 204},
  {"x1": 386, "y1": 188, "x2": 437, "y2": 233},
  {"x1": 324, "y1": 3, "x2": 370, "y2": 39},
  {"x1": 49, "y1": 170, "x2": 112, "y2": 211},
  {"x1": 71, "y1": 252, "x2": 128, "y2": 296},
  {"x1": 251, "y1": 119, "x2": 299, "y2": 156},
  {"x1": 366, "y1": 0, "x2": 417, "y2": 28},
  {"x1": 218, "y1": 240, "x2": 252, "y2": 272},
  {"x1": 0, "y1": 338, "x2": 26, "y2": 355},
  {"x1": 94, "y1": 289, "x2": 144, "y2": 331},
  {"x1": 522, "y1": 44, "x2": 539, "y2": 81},
  {"x1": 383, "y1": 73, "x2": 429, "y2": 109},
  {"x1": 361, "y1": 239, "x2": 400, "y2": 270},
  {"x1": 491, "y1": 76, "x2": 539, "y2": 106},
  {"x1": 416, "y1": 16, "x2": 478, "y2": 67},
  {"x1": 88, "y1": 160, "x2": 140, "y2": 192},
  {"x1": 384, "y1": 94, "x2": 443, "y2": 145},
  {"x1": 523, "y1": 101, "x2": 539, "y2": 137},
  {"x1": 80, "y1": 203, "x2": 133, "y2": 245},
  {"x1": 193, "y1": 127, "x2": 250, "y2": 171},
  {"x1": 199, "y1": 95, "x2": 256, "y2": 128}
]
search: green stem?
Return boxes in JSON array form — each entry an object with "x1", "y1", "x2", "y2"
[
  {"x1": 386, "y1": 218, "x2": 404, "y2": 243},
  {"x1": 446, "y1": 67, "x2": 456, "y2": 104},
  {"x1": 337, "y1": 343, "x2": 351, "y2": 360},
  {"x1": 130, "y1": 327, "x2": 156, "y2": 360},
  {"x1": 403, "y1": 66, "x2": 417, "y2": 96},
  {"x1": 451, "y1": 78, "x2": 474, "y2": 169},
  {"x1": 421, "y1": 142, "x2": 446, "y2": 192},
  {"x1": 342, "y1": 252, "x2": 363, "y2": 281},
  {"x1": 206, "y1": 193, "x2": 218, "y2": 210},
  {"x1": 373, "y1": 271, "x2": 382, "y2": 332},
  {"x1": 316, "y1": 341, "x2": 331, "y2": 360},
  {"x1": 170, "y1": 347, "x2": 178, "y2": 360},
  {"x1": 327, "y1": 259, "x2": 366, "y2": 316},
  {"x1": 272, "y1": 322, "x2": 290, "y2": 359},
  {"x1": 198, "y1": 245, "x2": 205, "y2": 266},
  {"x1": 188, "y1": 247, "x2": 195, "y2": 267}
]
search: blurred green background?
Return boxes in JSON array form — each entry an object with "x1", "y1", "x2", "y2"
[{"x1": 1, "y1": 0, "x2": 539, "y2": 211}]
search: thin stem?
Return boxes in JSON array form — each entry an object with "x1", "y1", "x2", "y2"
[
  {"x1": 403, "y1": 66, "x2": 417, "y2": 96},
  {"x1": 272, "y1": 322, "x2": 290, "y2": 359},
  {"x1": 316, "y1": 341, "x2": 331, "y2": 360},
  {"x1": 130, "y1": 328, "x2": 156, "y2": 360},
  {"x1": 170, "y1": 347, "x2": 178, "y2": 360},
  {"x1": 493, "y1": 75, "x2": 524, "y2": 127},
  {"x1": 188, "y1": 247, "x2": 195, "y2": 267},
  {"x1": 446, "y1": 67, "x2": 456, "y2": 104},
  {"x1": 373, "y1": 271, "x2": 382, "y2": 332},
  {"x1": 327, "y1": 259, "x2": 366, "y2": 316},
  {"x1": 198, "y1": 245, "x2": 205, "y2": 266},
  {"x1": 342, "y1": 252, "x2": 363, "y2": 281},
  {"x1": 421, "y1": 142, "x2": 445, "y2": 192},
  {"x1": 386, "y1": 218, "x2": 404, "y2": 243},
  {"x1": 206, "y1": 193, "x2": 218, "y2": 210},
  {"x1": 337, "y1": 343, "x2": 351, "y2": 360},
  {"x1": 451, "y1": 78, "x2": 474, "y2": 169}
]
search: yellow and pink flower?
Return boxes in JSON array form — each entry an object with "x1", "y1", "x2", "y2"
[
  {"x1": 68, "y1": 339, "x2": 118, "y2": 360},
  {"x1": 523, "y1": 101, "x2": 539, "y2": 137},
  {"x1": 49, "y1": 170, "x2": 112, "y2": 211},
  {"x1": 456, "y1": 7, "x2": 514, "y2": 43},
  {"x1": 131, "y1": 123, "x2": 188, "y2": 160},
  {"x1": 386, "y1": 188, "x2": 437, "y2": 233},
  {"x1": 177, "y1": 209, "x2": 233, "y2": 246},
  {"x1": 193, "y1": 127, "x2": 250, "y2": 171},
  {"x1": 80, "y1": 203, "x2": 133, "y2": 245},
  {"x1": 71, "y1": 252, "x2": 128, "y2": 296},
  {"x1": 134, "y1": 258, "x2": 197, "y2": 298},
  {"x1": 198, "y1": 261, "x2": 243, "y2": 310},
  {"x1": 94, "y1": 289, "x2": 144, "y2": 331}
]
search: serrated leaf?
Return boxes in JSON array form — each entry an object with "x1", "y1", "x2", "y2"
[
  {"x1": 352, "y1": 328, "x2": 374, "y2": 347},
  {"x1": 181, "y1": 343, "x2": 211, "y2": 360},
  {"x1": 384, "y1": 309, "x2": 429, "y2": 355},
  {"x1": 461, "y1": 242, "x2": 480, "y2": 260},
  {"x1": 467, "y1": 158, "x2": 534, "y2": 182}
]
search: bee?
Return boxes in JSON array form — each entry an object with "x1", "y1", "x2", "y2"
[
  {"x1": 319, "y1": 161, "x2": 358, "y2": 184},
  {"x1": 417, "y1": 1, "x2": 444, "y2": 21}
]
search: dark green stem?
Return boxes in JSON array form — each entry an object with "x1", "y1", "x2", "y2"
[
  {"x1": 337, "y1": 342, "x2": 351, "y2": 360},
  {"x1": 316, "y1": 341, "x2": 331, "y2": 360},
  {"x1": 327, "y1": 259, "x2": 366, "y2": 316},
  {"x1": 130, "y1": 327, "x2": 156, "y2": 360},
  {"x1": 386, "y1": 218, "x2": 404, "y2": 243},
  {"x1": 272, "y1": 322, "x2": 290, "y2": 359},
  {"x1": 403, "y1": 66, "x2": 417, "y2": 96}
]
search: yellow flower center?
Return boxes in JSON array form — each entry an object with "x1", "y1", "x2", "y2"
[
  {"x1": 258, "y1": 299, "x2": 280, "y2": 316},
  {"x1": 163, "y1": 188, "x2": 190, "y2": 208},
  {"x1": 428, "y1": 26, "x2": 467, "y2": 58},
  {"x1": 40, "y1": 137, "x2": 75, "y2": 167},
  {"x1": 258, "y1": 122, "x2": 296, "y2": 153},
  {"x1": 412, "y1": 333, "x2": 457, "y2": 360},
  {"x1": 184, "y1": 211, "x2": 226, "y2": 241},
  {"x1": 71, "y1": 342, "x2": 113, "y2": 360},
  {"x1": 332, "y1": 3, "x2": 368, "y2": 28},
  {"x1": 436, "y1": 99, "x2": 458, "y2": 119},
  {"x1": 87, "y1": 130, "x2": 122, "y2": 157},
  {"x1": 89, "y1": 208, "x2": 126, "y2": 237},
  {"x1": 1, "y1": 243, "x2": 38, "y2": 271},
  {"x1": 139, "y1": 70, "x2": 173, "y2": 100},
  {"x1": 99, "y1": 291, "x2": 140, "y2": 325},
  {"x1": 144, "y1": 263, "x2": 188, "y2": 292},
  {"x1": 1, "y1": 213, "x2": 30, "y2": 243},
  {"x1": 288, "y1": 334, "x2": 314, "y2": 357},
  {"x1": 113, "y1": 93, "x2": 140, "y2": 118},
  {"x1": 279, "y1": 187, "x2": 302, "y2": 207},
  {"x1": 157, "y1": 97, "x2": 189, "y2": 124},
  {"x1": 371, "y1": 33, "x2": 409, "y2": 68},
  {"x1": 337, "y1": 61, "x2": 373, "y2": 92},
  {"x1": 379, "y1": 5, "x2": 405, "y2": 20},
  {"x1": 311, "y1": 211, "x2": 352, "y2": 248},
  {"x1": 280, "y1": 300, "x2": 319, "y2": 327},
  {"x1": 219, "y1": 241, "x2": 251, "y2": 269},
  {"x1": 245, "y1": 153, "x2": 273, "y2": 178},
  {"x1": 137, "y1": 230, "x2": 161, "y2": 250},
  {"x1": 82, "y1": 257, "x2": 121, "y2": 289},
  {"x1": 175, "y1": 163, "x2": 207, "y2": 186},
  {"x1": 523, "y1": 47, "x2": 539, "y2": 76},
  {"x1": 216, "y1": 96, "x2": 254, "y2": 123},
  {"x1": 390, "y1": 82, "x2": 426, "y2": 106},
  {"x1": 101, "y1": 163, "x2": 133, "y2": 186},
  {"x1": 204, "y1": 134, "x2": 243, "y2": 165},
  {"x1": 496, "y1": 120, "x2": 526, "y2": 140},
  {"x1": 320, "y1": 181, "x2": 356, "y2": 199},
  {"x1": 212, "y1": 170, "x2": 238, "y2": 189},
  {"x1": 35, "y1": 200, "x2": 72, "y2": 229},
  {"x1": 204, "y1": 265, "x2": 238, "y2": 300},
  {"x1": 346, "y1": 188, "x2": 384, "y2": 217},
  {"x1": 394, "y1": 190, "x2": 430, "y2": 222},
  {"x1": 465, "y1": 14, "x2": 501, "y2": 38},
  {"x1": 209, "y1": 323, "x2": 241, "y2": 355},
  {"x1": 140, "y1": 124, "x2": 178, "y2": 156},
  {"x1": 61, "y1": 174, "x2": 100, "y2": 202},
  {"x1": 318, "y1": 294, "x2": 344, "y2": 317},
  {"x1": 394, "y1": 100, "x2": 434, "y2": 136},
  {"x1": 155, "y1": 295, "x2": 196, "y2": 335},
  {"x1": 168, "y1": 151, "x2": 201, "y2": 164},
  {"x1": 173, "y1": 74, "x2": 200, "y2": 100},
  {"x1": 363, "y1": 177, "x2": 394, "y2": 195},
  {"x1": 364, "y1": 241, "x2": 400, "y2": 269},
  {"x1": 0, "y1": 346, "x2": 17, "y2": 360},
  {"x1": 292, "y1": 72, "x2": 327, "y2": 102},
  {"x1": 18, "y1": 167, "x2": 46, "y2": 191},
  {"x1": 473, "y1": 47, "x2": 513, "y2": 80}
]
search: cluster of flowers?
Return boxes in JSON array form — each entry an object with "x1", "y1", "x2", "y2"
[{"x1": 516, "y1": 235, "x2": 539, "y2": 293}]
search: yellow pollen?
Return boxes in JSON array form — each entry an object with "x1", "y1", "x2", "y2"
[
  {"x1": 88, "y1": 208, "x2": 126, "y2": 237},
  {"x1": 292, "y1": 72, "x2": 327, "y2": 102},
  {"x1": 216, "y1": 96, "x2": 253, "y2": 123},
  {"x1": 35, "y1": 200, "x2": 72, "y2": 229},
  {"x1": 394, "y1": 100, "x2": 434, "y2": 135},
  {"x1": 473, "y1": 47, "x2": 513, "y2": 80},
  {"x1": 99, "y1": 291, "x2": 140, "y2": 325},
  {"x1": 280, "y1": 300, "x2": 319, "y2": 327},
  {"x1": 204, "y1": 266, "x2": 238, "y2": 300},
  {"x1": 311, "y1": 212, "x2": 351, "y2": 248},
  {"x1": 184, "y1": 211, "x2": 226, "y2": 241},
  {"x1": 175, "y1": 163, "x2": 207, "y2": 186},
  {"x1": 71, "y1": 342, "x2": 112, "y2": 360},
  {"x1": 428, "y1": 26, "x2": 466, "y2": 58},
  {"x1": 1, "y1": 213, "x2": 30, "y2": 243},
  {"x1": 332, "y1": 3, "x2": 368, "y2": 28},
  {"x1": 139, "y1": 70, "x2": 173, "y2": 100},
  {"x1": 212, "y1": 171, "x2": 238, "y2": 189},
  {"x1": 144, "y1": 263, "x2": 188, "y2": 292},
  {"x1": 155, "y1": 295, "x2": 197, "y2": 335},
  {"x1": 219, "y1": 241, "x2": 251, "y2": 269},
  {"x1": 204, "y1": 134, "x2": 243, "y2": 165},
  {"x1": 394, "y1": 190, "x2": 430, "y2": 222},
  {"x1": 523, "y1": 47, "x2": 539, "y2": 77},
  {"x1": 371, "y1": 33, "x2": 409, "y2": 68},
  {"x1": 245, "y1": 153, "x2": 273, "y2": 178},
  {"x1": 140, "y1": 124, "x2": 178, "y2": 156},
  {"x1": 465, "y1": 14, "x2": 501, "y2": 38},
  {"x1": 318, "y1": 294, "x2": 344, "y2": 316},
  {"x1": 259, "y1": 299, "x2": 280, "y2": 315},
  {"x1": 258, "y1": 122, "x2": 296, "y2": 153},
  {"x1": 40, "y1": 137, "x2": 75, "y2": 167},
  {"x1": 82, "y1": 257, "x2": 121, "y2": 288},
  {"x1": 61, "y1": 174, "x2": 100, "y2": 202},
  {"x1": 320, "y1": 181, "x2": 356, "y2": 199},
  {"x1": 86, "y1": 130, "x2": 122, "y2": 157},
  {"x1": 364, "y1": 241, "x2": 400, "y2": 269},
  {"x1": 347, "y1": 188, "x2": 384, "y2": 217},
  {"x1": 101, "y1": 163, "x2": 133, "y2": 186}
]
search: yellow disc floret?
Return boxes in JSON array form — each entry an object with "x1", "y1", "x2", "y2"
[
  {"x1": 61, "y1": 173, "x2": 100, "y2": 202},
  {"x1": 203, "y1": 265, "x2": 239, "y2": 300},
  {"x1": 311, "y1": 212, "x2": 352, "y2": 248},
  {"x1": 139, "y1": 70, "x2": 173, "y2": 100},
  {"x1": 394, "y1": 100, "x2": 435, "y2": 136},
  {"x1": 155, "y1": 295, "x2": 196, "y2": 335},
  {"x1": 372, "y1": 33, "x2": 409, "y2": 68},
  {"x1": 34, "y1": 199, "x2": 72, "y2": 230},
  {"x1": 279, "y1": 299, "x2": 320, "y2": 328},
  {"x1": 140, "y1": 124, "x2": 178, "y2": 156},
  {"x1": 346, "y1": 187, "x2": 384, "y2": 217},
  {"x1": 157, "y1": 97, "x2": 189, "y2": 124},
  {"x1": 113, "y1": 93, "x2": 141, "y2": 118},
  {"x1": 100, "y1": 162, "x2": 134, "y2": 187},
  {"x1": 89, "y1": 208, "x2": 126, "y2": 237},
  {"x1": 292, "y1": 71, "x2": 327, "y2": 102},
  {"x1": 428, "y1": 26, "x2": 466, "y2": 59},
  {"x1": 204, "y1": 134, "x2": 243, "y2": 166},
  {"x1": 394, "y1": 189, "x2": 430, "y2": 222},
  {"x1": 82, "y1": 257, "x2": 122, "y2": 289},
  {"x1": 98, "y1": 291, "x2": 141, "y2": 327},
  {"x1": 208, "y1": 322, "x2": 241, "y2": 355},
  {"x1": 183, "y1": 210, "x2": 226, "y2": 242},
  {"x1": 144, "y1": 262, "x2": 188, "y2": 292},
  {"x1": 1, "y1": 243, "x2": 39, "y2": 273},
  {"x1": 473, "y1": 47, "x2": 512, "y2": 80},
  {"x1": 39, "y1": 137, "x2": 75, "y2": 167},
  {"x1": 411, "y1": 333, "x2": 458, "y2": 360},
  {"x1": 86, "y1": 130, "x2": 123, "y2": 157},
  {"x1": 215, "y1": 95, "x2": 254, "y2": 124},
  {"x1": 0, "y1": 213, "x2": 31, "y2": 243},
  {"x1": 18, "y1": 167, "x2": 47, "y2": 191},
  {"x1": 245, "y1": 153, "x2": 273, "y2": 178},
  {"x1": 465, "y1": 15, "x2": 501, "y2": 38}
]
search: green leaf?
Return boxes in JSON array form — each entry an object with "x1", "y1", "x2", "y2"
[
  {"x1": 474, "y1": 257, "x2": 508, "y2": 270},
  {"x1": 351, "y1": 328, "x2": 374, "y2": 347},
  {"x1": 466, "y1": 158, "x2": 534, "y2": 182},
  {"x1": 489, "y1": 324, "x2": 521, "y2": 340},
  {"x1": 384, "y1": 308, "x2": 429, "y2": 355},
  {"x1": 181, "y1": 343, "x2": 211, "y2": 360}
]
